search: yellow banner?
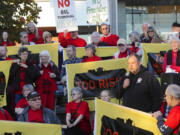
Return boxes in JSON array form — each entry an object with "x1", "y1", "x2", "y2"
[
  {"x1": 63, "y1": 47, "x2": 118, "y2": 60},
  {"x1": 0, "y1": 61, "x2": 12, "y2": 107},
  {"x1": 7, "y1": 43, "x2": 59, "y2": 65},
  {"x1": 66, "y1": 58, "x2": 128, "y2": 111},
  {"x1": 142, "y1": 43, "x2": 171, "y2": 67},
  {"x1": 0, "y1": 120, "x2": 61, "y2": 135},
  {"x1": 95, "y1": 98, "x2": 161, "y2": 135}
]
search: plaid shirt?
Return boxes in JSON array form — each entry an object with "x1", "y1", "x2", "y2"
[{"x1": 60, "y1": 57, "x2": 82, "y2": 79}]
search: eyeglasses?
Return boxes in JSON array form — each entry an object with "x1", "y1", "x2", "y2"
[
  {"x1": 101, "y1": 28, "x2": 109, "y2": 30},
  {"x1": 29, "y1": 97, "x2": 41, "y2": 101}
]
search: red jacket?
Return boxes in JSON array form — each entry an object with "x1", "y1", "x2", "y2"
[
  {"x1": 16, "y1": 97, "x2": 28, "y2": 108},
  {"x1": 0, "y1": 108, "x2": 14, "y2": 121},
  {"x1": 82, "y1": 55, "x2": 102, "y2": 63},
  {"x1": 101, "y1": 34, "x2": 119, "y2": 46},
  {"x1": 28, "y1": 29, "x2": 44, "y2": 44},
  {"x1": 60, "y1": 37, "x2": 87, "y2": 48}
]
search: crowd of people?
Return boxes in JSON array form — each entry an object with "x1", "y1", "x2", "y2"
[{"x1": 0, "y1": 21, "x2": 180, "y2": 135}]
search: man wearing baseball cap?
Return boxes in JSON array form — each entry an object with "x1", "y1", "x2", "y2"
[
  {"x1": 113, "y1": 38, "x2": 131, "y2": 59},
  {"x1": 18, "y1": 91, "x2": 61, "y2": 124}
]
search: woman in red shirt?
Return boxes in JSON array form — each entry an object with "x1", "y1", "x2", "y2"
[
  {"x1": 27, "y1": 22, "x2": 44, "y2": 44},
  {"x1": 0, "y1": 31, "x2": 13, "y2": 46},
  {"x1": 66, "y1": 87, "x2": 91, "y2": 135},
  {"x1": 163, "y1": 37, "x2": 180, "y2": 73},
  {"x1": 82, "y1": 44, "x2": 102, "y2": 63}
]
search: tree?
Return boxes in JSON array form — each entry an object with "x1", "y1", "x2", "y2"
[{"x1": 0, "y1": 0, "x2": 41, "y2": 43}]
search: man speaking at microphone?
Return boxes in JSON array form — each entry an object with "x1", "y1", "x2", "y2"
[{"x1": 120, "y1": 54, "x2": 162, "y2": 113}]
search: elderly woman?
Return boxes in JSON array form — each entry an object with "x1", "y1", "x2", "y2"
[
  {"x1": 82, "y1": 44, "x2": 102, "y2": 62},
  {"x1": 153, "y1": 84, "x2": 180, "y2": 135},
  {"x1": 91, "y1": 32, "x2": 109, "y2": 46},
  {"x1": 27, "y1": 22, "x2": 44, "y2": 44},
  {"x1": 0, "y1": 31, "x2": 13, "y2": 46},
  {"x1": 129, "y1": 31, "x2": 141, "y2": 54},
  {"x1": 163, "y1": 37, "x2": 180, "y2": 73},
  {"x1": 66, "y1": 87, "x2": 91, "y2": 135},
  {"x1": 35, "y1": 50, "x2": 60, "y2": 110},
  {"x1": 15, "y1": 84, "x2": 34, "y2": 115},
  {"x1": 43, "y1": 31, "x2": 56, "y2": 44}
]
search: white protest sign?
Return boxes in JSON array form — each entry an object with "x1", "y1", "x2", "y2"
[
  {"x1": 86, "y1": 0, "x2": 109, "y2": 25},
  {"x1": 52, "y1": 0, "x2": 78, "y2": 32}
]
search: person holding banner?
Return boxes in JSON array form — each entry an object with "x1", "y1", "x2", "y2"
[
  {"x1": 60, "y1": 30, "x2": 87, "y2": 48},
  {"x1": 35, "y1": 50, "x2": 60, "y2": 110},
  {"x1": 18, "y1": 91, "x2": 61, "y2": 124},
  {"x1": 0, "y1": 31, "x2": 13, "y2": 46},
  {"x1": 27, "y1": 22, "x2": 44, "y2": 44},
  {"x1": 8, "y1": 47, "x2": 37, "y2": 105},
  {"x1": 113, "y1": 38, "x2": 131, "y2": 59},
  {"x1": 163, "y1": 37, "x2": 180, "y2": 73},
  {"x1": 66, "y1": 87, "x2": 91, "y2": 135},
  {"x1": 153, "y1": 84, "x2": 180, "y2": 135},
  {"x1": 121, "y1": 54, "x2": 162, "y2": 112},
  {"x1": 82, "y1": 44, "x2": 102, "y2": 62},
  {"x1": 19, "y1": 31, "x2": 35, "y2": 46},
  {"x1": 100, "y1": 23, "x2": 119, "y2": 46}
]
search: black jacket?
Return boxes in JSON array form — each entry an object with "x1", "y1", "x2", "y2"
[
  {"x1": 8, "y1": 62, "x2": 37, "y2": 91},
  {"x1": 120, "y1": 66, "x2": 162, "y2": 112},
  {"x1": 18, "y1": 106, "x2": 61, "y2": 124}
]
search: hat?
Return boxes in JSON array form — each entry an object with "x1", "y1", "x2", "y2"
[
  {"x1": 27, "y1": 91, "x2": 40, "y2": 100},
  {"x1": 117, "y1": 38, "x2": 126, "y2": 46},
  {"x1": 172, "y1": 22, "x2": 180, "y2": 27}
]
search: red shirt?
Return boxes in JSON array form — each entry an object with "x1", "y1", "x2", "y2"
[
  {"x1": 129, "y1": 43, "x2": 140, "y2": 54},
  {"x1": 163, "y1": 51, "x2": 180, "y2": 73},
  {"x1": 16, "y1": 98, "x2": 28, "y2": 108},
  {"x1": 66, "y1": 101, "x2": 91, "y2": 135},
  {"x1": 101, "y1": 34, "x2": 119, "y2": 46},
  {"x1": 28, "y1": 29, "x2": 44, "y2": 44},
  {"x1": 60, "y1": 37, "x2": 87, "y2": 48},
  {"x1": 1, "y1": 41, "x2": 13, "y2": 46},
  {"x1": 36, "y1": 64, "x2": 58, "y2": 93},
  {"x1": 58, "y1": 32, "x2": 71, "y2": 44},
  {"x1": 82, "y1": 55, "x2": 102, "y2": 63},
  {"x1": 28, "y1": 108, "x2": 44, "y2": 123},
  {"x1": 0, "y1": 109, "x2": 14, "y2": 121},
  {"x1": 165, "y1": 103, "x2": 180, "y2": 134},
  {"x1": 113, "y1": 50, "x2": 129, "y2": 59}
]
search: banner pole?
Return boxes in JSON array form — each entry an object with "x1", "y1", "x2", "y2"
[{"x1": 96, "y1": 21, "x2": 99, "y2": 32}]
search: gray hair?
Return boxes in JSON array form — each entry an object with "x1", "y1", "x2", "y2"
[
  {"x1": 71, "y1": 87, "x2": 83, "y2": 98},
  {"x1": 67, "y1": 45, "x2": 76, "y2": 52},
  {"x1": 170, "y1": 36, "x2": 180, "y2": 45},
  {"x1": 39, "y1": 50, "x2": 51, "y2": 63},
  {"x1": 129, "y1": 31, "x2": 140, "y2": 42},
  {"x1": 142, "y1": 23, "x2": 151, "y2": 27},
  {"x1": 23, "y1": 84, "x2": 34, "y2": 93},
  {"x1": 85, "y1": 44, "x2": 96, "y2": 55},
  {"x1": 27, "y1": 22, "x2": 39, "y2": 40},
  {"x1": 20, "y1": 31, "x2": 28, "y2": 38},
  {"x1": 166, "y1": 84, "x2": 180, "y2": 99}
]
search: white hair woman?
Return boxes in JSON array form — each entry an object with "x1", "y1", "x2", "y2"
[
  {"x1": 163, "y1": 37, "x2": 180, "y2": 73},
  {"x1": 82, "y1": 44, "x2": 102, "y2": 63},
  {"x1": 35, "y1": 50, "x2": 60, "y2": 110},
  {"x1": 153, "y1": 84, "x2": 180, "y2": 135},
  {"x1": 66, "y1": 87, "x2": 91, "y2": 135},
  {"x1": 27, "y1": 22, "x2": 44, "y2": 44},
  {"x1": 91, "y1": 32, "x2": 108, "y2": 46}
]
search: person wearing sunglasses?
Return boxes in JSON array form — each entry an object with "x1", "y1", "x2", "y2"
[{"x1": 18, "y1": 91, "x2": 61, "y2": 124}]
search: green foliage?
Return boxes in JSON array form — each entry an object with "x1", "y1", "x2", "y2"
[{"x1": 0, "y1": 0, "x2": 41, "y2": 43}]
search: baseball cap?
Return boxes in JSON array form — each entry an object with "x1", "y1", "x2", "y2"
[
  {"x1": 27, "y1": 91, "x2": 40, "y2": 100},
  {"x1": 117, "y1": 39, "x2": 127, "y2": 46}
]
